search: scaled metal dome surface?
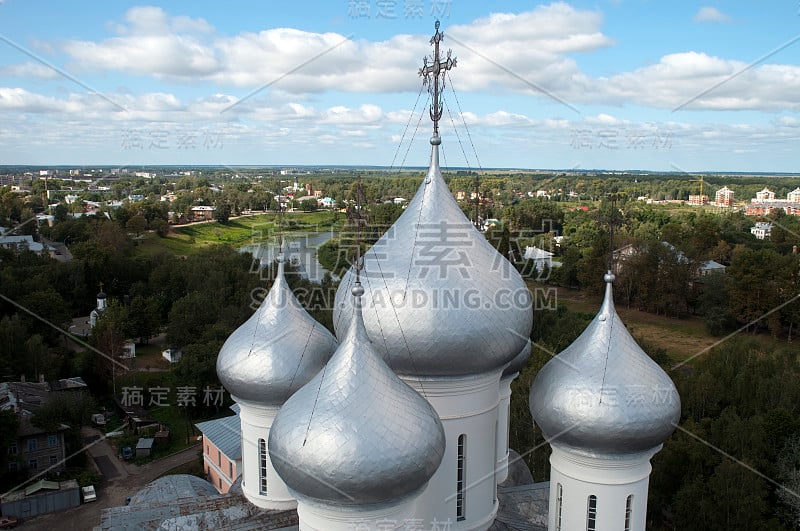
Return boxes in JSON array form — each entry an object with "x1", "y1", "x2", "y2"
[
  {"x1": 503, "y1": 339, "x2": 531, "y2": 378},
  {"x1": 333, "y1": 144, "x2": 533, "y2": 377},
  {"x1": 269, "y1": 284, "x2": 446, "y2": 506},
  {"x1": 529, "y1": 273, "x2": 680, "y2": 455},
  {"x1": 216, "y1": 259, "x2": 337, "y2": 405}
]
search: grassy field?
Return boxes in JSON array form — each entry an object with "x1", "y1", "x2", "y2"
[
  {"x1": 135, "y1": 211, "x2": 344, "y2": 256},
  {"x1": 128, "y1": 343, "x2": 171, "y2": 371},
  {"x1": 554, "y1": 286, "x2": 789, "y2": 365}
]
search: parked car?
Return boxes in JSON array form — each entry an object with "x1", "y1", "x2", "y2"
[
  {"x1": 81, "y1": 485, "x2": 97, "y2": 503},
  {"x1": 90, "y1": 413, "x2": 106, "y2": 426},
  {"x1": 121, "y1": 446, "x2": 133, "y2": 460}
]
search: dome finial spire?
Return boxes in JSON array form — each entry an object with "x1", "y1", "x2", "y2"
[{"x1": 419, "y1": 20, "x2": 456, "y2": 144}]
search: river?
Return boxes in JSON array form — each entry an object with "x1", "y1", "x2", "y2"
[{"x1": 240, "y1": 231, "x2": 337, "y2": 282}]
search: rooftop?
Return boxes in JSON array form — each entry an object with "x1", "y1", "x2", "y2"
[{"x1": 195, "y1": 415, "x2": 241, "y2": 460}]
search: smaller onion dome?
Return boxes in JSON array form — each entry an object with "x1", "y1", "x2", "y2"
[
  {"x1": 96, "y1": 291, "x2": 107, "y2": 299},
  {"x1": 216, "y1": 258, "x2": 337, "y2": 405},
  {"x1": 269, "y1": 282, "x2": 445, "y2": 506},
  {"x1": 529, "y1": 272, "x2": 680, "y2": 455},
  {"x1": 503, "y1": 339, "x2": 531, "y2": 378}
]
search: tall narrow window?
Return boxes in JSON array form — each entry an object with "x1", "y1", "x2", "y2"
[
  {"x1": 555, "y1": 483, "x2": 563, "y2": 531},
  {"x1": 493, "y1": 420, "x2": 498, "y2": 503},
  {"x1": 624, "y1": 495, "x2": 633, "y2": 531},
  {"x1": 505, "y1": 402, "x2": 511, "y2": 451},
  {"x1": 258, "y1": 438, "x2": 268, "y2": 495},
  {"x1": 586, "y1": 495, "x2": 597, "y2": 531},
  {"x1": 456, "y1": 434, "x2": 466, "y2": 521}
]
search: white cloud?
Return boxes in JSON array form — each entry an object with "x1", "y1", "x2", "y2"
[
  {"x1": 56, "y1": 3, "x2": 610, "y2": 97},
  {"x1": 593, "y1": 52, "x2": 800, "y2": 110},
  {"x1": 1, "y1": 85, "x2": 799, "y2": 170},
  {"x1": 51, "y1": 3, "x2": 800, "y2": 112},
  {"x1": 0, "y1": 62, "x2": 60, "y2": 79},
  {"x1": 322, "y1": 104, "x2": 382, "y2": 124},
  {"x1": 693, "y1": 7, "x2": 731, "y2": 23},
  {"x1": 481, "y1": 111, "x2": 532, "y2": 126},
  {"x1": 42, "y1": 3, "x2": 800, "y2": 114}
]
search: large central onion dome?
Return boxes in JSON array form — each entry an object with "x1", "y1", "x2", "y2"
[
  {"x1": 333, "y1": 144, "x2": 532, "y2": 377},
  {"x1": 216, "y1": 258, "x2": 337, "y2": 405},
  {"x1": 530, "y1": 272, "x2": 681, "y2": 455},
  {"x1": 269, "y1": 282, "x2": 446, "y2": 505},
  {"x1": 503, "y1": 339, "x2": 531, "y2": 378}
]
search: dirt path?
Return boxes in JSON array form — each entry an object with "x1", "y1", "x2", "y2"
[
  {"x1": 18, "y1": 428, "x2": 201, "y2": 530},
  {"x1": 554, "y1": 286, "x2": 718, "y2": 362}
]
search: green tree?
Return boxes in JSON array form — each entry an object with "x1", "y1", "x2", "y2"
[
  {"x1": 128, "y1": 295, "x2": 161, "y2": 343},
  {"x1": 214, "y1": 202, "x2": 231, "y2": 223},
  {"x1": 299, "y1": 199, "x2": 318, "y2": 212},
  {"x1": 727, "y1": 247, "x2": 793, "y2": 334},
  {"x1": 776, "y1": 436, "x2": 800, "y2": 527},
  {"x1": 126, "y1": 214, "x2": 147, "y2": 236},
  {"x1": 696, "y1": 272, "x2": 736, "y2": 335},
  {"x1": 150, "y1": 218, "x2": 169, "y2": 237}
]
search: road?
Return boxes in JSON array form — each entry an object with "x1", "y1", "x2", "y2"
[{"x1": 18, "y1": 427, "x2": 202, "y2": 530}]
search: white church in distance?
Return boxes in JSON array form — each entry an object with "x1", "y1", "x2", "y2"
[{"x1": 103, "y1": 22, "x2": 681, "y2": 531}]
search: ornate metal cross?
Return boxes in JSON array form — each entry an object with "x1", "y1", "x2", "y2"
[{"x1": 419, "y1": 20, "x2": 457, "y2": 138}]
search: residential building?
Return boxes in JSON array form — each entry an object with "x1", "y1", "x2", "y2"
[
  {"x1": 699, "y1": 260, "x2": 726, "y2": 276},
  {"x1": 523, "y1": 246, "x2": 556, "y2": 272},
  {"x1": 190, "y1": 205, "x2": 215, "y2": 221},
  {"x1": 745, "y1": 201, "x2": 800, "y2": 217},
  {"x1": 195, "y1": 413, "x2": 242, "y2": 494},
  {"x1": 135, "y1": 438, "x2": 155, "y2": 458},
  {"x1": 0, "y1": 235, "x2": 48, "y2": 254},
  {"x1": 715, "y1": 186, "x2": 735, "y2": 207},
  {"x1": 162, "y1": 348, "x2": 182, "y2": 363},
  {"x1": 751, "y1": 222, "x2": 773, "y2": 240},
  {"x1": 0, "y1": 381, "x2": 68, "y2": 476},
  {"x1": 755, "y1": 187, "x2": 775, "y2": 201},
  {"x1": 789, "y1": 187, "x2": 800, "y2": 202},
  {"x1": 614, "y1": 241, "x2": 726, "y2": 278},
  {"x1": 688, "y1": 194, "x2": 708, "y2": 205}
]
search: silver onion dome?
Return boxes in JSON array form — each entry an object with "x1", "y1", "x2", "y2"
[
  {"x1": 529, "y1": 273, "x2": 680, "y2": 455},
  {"x1": 503, "y1": 339, "x2": 531, "y2": 378},
  {"x1": 269, "y1": 283, "x2": 446, "y2": 506},
  {"x1": 216, "y1": 258, "x2": 337, "y2": 405},
  {"x1": 333, "y1": 143, "x2": 532, "y2": 377}
]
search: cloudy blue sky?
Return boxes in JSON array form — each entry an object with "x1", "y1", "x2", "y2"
[{"x1": 1, "y1": 1, "x2": 799, "y2": 171}]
